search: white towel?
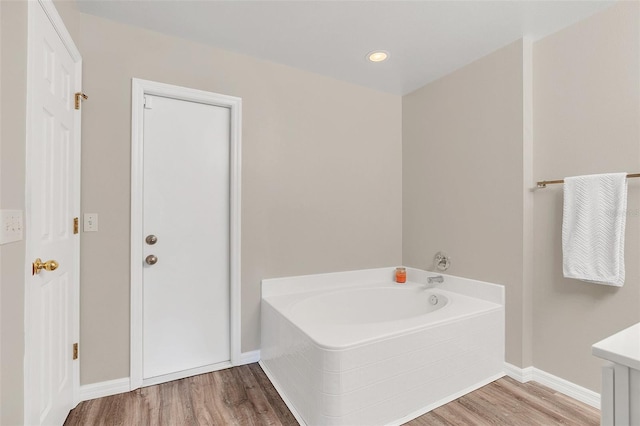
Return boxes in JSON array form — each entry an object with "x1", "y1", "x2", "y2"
[{"x1": 562, "y1": 173, "x2": 628, "y2": 287}]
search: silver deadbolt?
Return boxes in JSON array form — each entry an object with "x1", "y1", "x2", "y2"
[
  {"x1": 146, "y1": 235, "x2": 158, "y2": 245},
  {"x1": 145, "y1": 255, "x2": 158, "y2": 265}
]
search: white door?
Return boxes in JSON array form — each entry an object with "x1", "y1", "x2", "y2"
[
  {"x1": 25, "y1": 1, "x2": 81, "y2": 425},
  {"x1": 142, "y1": 95, "x2": 231, "y2": 381}
]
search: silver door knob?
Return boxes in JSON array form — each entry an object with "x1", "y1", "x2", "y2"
[
  {"x1": 145, "y1": 255, "x2": 158, "y2": 265},
  {"x1": 145, "y1": 235, "x2": 158, "y2": 245}
]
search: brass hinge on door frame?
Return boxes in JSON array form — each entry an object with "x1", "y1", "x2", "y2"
[
  {"x1": 73, "y1": 217, "x2": 79, "y2": 234},
  {"x1": 74, "y1": 92, "x2": 88, "y2": 110},
  {"x1": 73, "y1": 343, "x2": 79, "y2": 360}
]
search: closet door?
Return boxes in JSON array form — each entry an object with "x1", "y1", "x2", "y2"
[{"x1": 142, "y1": 94, "x2": 230, "y2": 382}]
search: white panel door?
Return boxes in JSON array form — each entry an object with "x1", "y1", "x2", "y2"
[
  {"x1": 142, "y1": 95, "x2": 230, "y2": 380},
  {"x1": 25, "y1": 1, "x2": 80, "y2": 425}
]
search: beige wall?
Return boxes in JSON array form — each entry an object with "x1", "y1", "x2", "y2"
[
  {"x1": 0, "y1": 1, "x2": 27, "y2": 424},
  {"x1": 533, "y1": 2, "x2": 640, "y2": 392},
  {"x1": 402, "y1": 40, "x2": 530, "y2": 367},
  {"x1": 72, "y1": 13, "x2": 402, "y2": 384},
  {"x1": 403, "y1": 1, "x2": 639, "y2": 393},
  {"x1": 53, "y1": 0, "x2": 80, "y2": 42}
]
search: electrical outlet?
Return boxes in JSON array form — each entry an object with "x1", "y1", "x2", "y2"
[
  {"x1": 84, "y1": 213, "x2": 98, "y2": 232},
  {"x1": 0, "y1": 209, "x2": 24, "y2": 244}
]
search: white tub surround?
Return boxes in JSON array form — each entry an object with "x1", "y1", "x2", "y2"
[
  {"x1": 593, "y1": 322, "x2": 640, "y2": 425},
  {"x1": 260, "y1": 267, "x2": 505, "y2": 426}
]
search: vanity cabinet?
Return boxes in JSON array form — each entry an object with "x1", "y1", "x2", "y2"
[{"x1": 592, "y1": 323, "x2": 640, "y2": 426}]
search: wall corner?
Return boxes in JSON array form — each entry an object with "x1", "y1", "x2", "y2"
[{"x1": 521, "y1": 37, "x2": 534, "y2": 368}]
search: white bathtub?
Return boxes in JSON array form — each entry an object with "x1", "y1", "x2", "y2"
[{"x1": 260, "y1": 267, "x2": 505, "y2": 426}]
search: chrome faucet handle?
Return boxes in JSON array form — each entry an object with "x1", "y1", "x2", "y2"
[{"x1": 434, "y1": 251, "x2": 451, "y2": 271}]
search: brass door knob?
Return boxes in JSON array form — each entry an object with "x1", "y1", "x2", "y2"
[
  {"x1": 32, "y1": 258, "x2": 59, "y2": 276},
  {"x1": 145, "y1": 255, "x2": 158, "y2": 265}
]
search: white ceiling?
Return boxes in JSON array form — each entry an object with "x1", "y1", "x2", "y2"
[{"x1": 75, "y1": 0, "x2": 616, "y2": 95}]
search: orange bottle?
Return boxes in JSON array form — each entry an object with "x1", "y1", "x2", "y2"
[{"x1": 395, "y1": 267, "x2": 406, "y2": 283}]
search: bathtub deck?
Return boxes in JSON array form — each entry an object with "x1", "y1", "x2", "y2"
[{"x1": 64, "y1": 363, "x2": 599, "y2": 425}]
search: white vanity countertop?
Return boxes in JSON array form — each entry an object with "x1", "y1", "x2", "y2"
[{"x1": 592, "y1": 322, "x2": 640, "y2": 371}]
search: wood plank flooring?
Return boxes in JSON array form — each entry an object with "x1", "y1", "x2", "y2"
[
  {"x1": 64, "y1": 363, "x2": 599, "y2": 426},
  {"x1": 406, "y1": 377, "x2": 599, "y2": 426}
]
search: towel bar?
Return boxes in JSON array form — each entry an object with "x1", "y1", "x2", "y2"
[{"x1": 536, "y1": 173, "x2": 640, "y2": 189}]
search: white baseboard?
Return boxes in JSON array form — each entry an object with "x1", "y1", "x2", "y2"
[
  {"x1": 238, "y1": 349, "x2": 260, "y2": 364},
  {"x1": 503, "y1": 362, "x2": 534, "y2": 383},
  {"x1": 79, "y1": 377, "x2": 130, "y2": 402},
  {"x1": 79, "y1": 351, "x2": 261, "y2": 402},
  {"x1": 504, "y1": 363, "x2": 600, "y2": 409}
]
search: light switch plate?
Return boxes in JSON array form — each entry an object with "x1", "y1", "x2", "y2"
[
  {"x1": 0, "y1": 209, "x2": 24, "y2": 244},
  {"x1": 84, "y1": 213, "x2": 98, "y2": 232}
]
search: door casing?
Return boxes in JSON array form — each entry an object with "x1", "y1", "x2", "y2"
[
  {"x1": 24, "y1": 0, "x2": 82, "y2": 421},
  {"x1": 130, "y1": 78, "x2": 242, "y2": 390}
]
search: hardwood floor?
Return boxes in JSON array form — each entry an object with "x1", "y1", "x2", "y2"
[
  {"x1": 406, "y1": 377, "x2": 599, "y2": 426},
  {"x1": 65, "y1": 364, "x2": 599, "y2": 426},
  {"x1": 65, "y1": 364, "x2": 297, "y2": 426}
]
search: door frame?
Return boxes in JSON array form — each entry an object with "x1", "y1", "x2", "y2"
[
  {"x1": 130, "y1": 78, "x2": 242, "y2": 390},
  {"x1": 24, "y1": 0, "x2": 82, "y2": 420}
]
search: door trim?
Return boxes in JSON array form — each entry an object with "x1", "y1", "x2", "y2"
[
  {"x1": 24, "y1": 0, "x2": 82, "y2": 420},
  {"x1": 130, "y1": 79, "x2": 242, "y2": 390}
]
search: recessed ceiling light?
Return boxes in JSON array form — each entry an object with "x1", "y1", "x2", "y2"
[{"x1": 367, "y1": 51, "x2": 389, "y2": 63}]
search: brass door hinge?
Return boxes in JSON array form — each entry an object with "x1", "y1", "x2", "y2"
[
  {"x1": 73, "y1": 217, "x2": 79, "y2": 234},
  {"x1": 73, "y1": 343, "x2": 79, "y2": 360},
  {"x1": 74, "y1": 92, "x2": 88, "y2": 110}
]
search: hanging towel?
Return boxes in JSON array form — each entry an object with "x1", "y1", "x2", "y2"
[{"x1": 562, "y1": 173, "x2": 628, "y2": 287}]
